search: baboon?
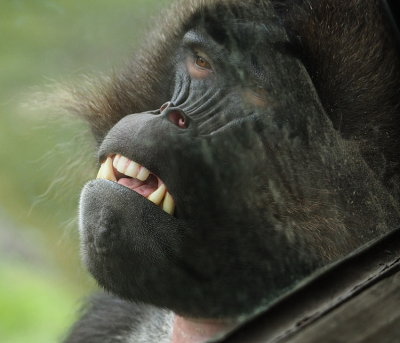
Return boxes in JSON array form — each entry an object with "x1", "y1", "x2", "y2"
[{"x1": 64, "y1": 0, "x2": 400, "y2": 342}]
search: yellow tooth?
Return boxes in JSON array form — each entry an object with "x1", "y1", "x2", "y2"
[
  {"x1": 112, "y1": 154, "x2": 121, "y2": 169},
  {"x1": 116, "y1": 156, "x2": 129, "y2": 174},
  {"x1": 97, "y1": 157, "x2": 116, "y2": 181},
  {"x1": 162, "y1": 192, "x2": 175, "y2": 215},
  {"x1": 137, "y1": 167, "x2": 150, "y2": 181},
  {"x1": 147, "y1": 184, "x2": 166, "y2": 205},
  {"x1": 125, "y1": 160, "x2": 140, "y2": 178},
  {"x1": 96, "y1": 163, "x2": 105, "y2": 179}
]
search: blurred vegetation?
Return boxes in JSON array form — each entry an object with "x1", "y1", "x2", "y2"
[{"x1": 0, "y1": 0, "x2": 168, "y2": 342}]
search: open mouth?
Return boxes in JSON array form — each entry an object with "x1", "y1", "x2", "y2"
[{"x1": 96, "y1": 154, "x2": 175, "y2": 215}]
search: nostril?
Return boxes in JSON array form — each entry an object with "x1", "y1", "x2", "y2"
[
  {"x1": 167, "y1": 109, "x2": 189, "y2": 129},
  {"x1": 160, "y1": 102, "x2": 189, "y2": 129},
  {"x1": 160, "y1": 101, "x2": 173, "y2": 113}
]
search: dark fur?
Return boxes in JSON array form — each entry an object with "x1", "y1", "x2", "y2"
[
  {"x1": 278, "y1": 0, "x2": 400, "y2": 185},
  {"x1": 64, "y1": 294, "x2": 171, "y2": 343},
  {"x1": 64, "y1": 0, "x2": 400, "y2": 341}
]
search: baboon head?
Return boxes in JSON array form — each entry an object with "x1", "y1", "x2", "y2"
[{"x1": 73, "y1": 0, "x2": 400, "y2": 318}]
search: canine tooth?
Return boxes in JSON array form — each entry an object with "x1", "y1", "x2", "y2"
[
  {"x1": 137, "y1": 167, "x2": 150, "y2": 181},
  {"x1": 162, "y1": 192, "x2": 175, "y2": 215},
  {"x1": 113, "y1": 154, "x2": 121, "y2": 169},
  {"x1": 147, "y1": 184, "x2": 166, "y2": 205},
  {"x1": 97, "y1": 157, "x2": 116, "y2": 181},
  {"x1": 125, "y1": 160, "x2": 140, "y2": 178},
  {"x1": 97, "y1": 164, "x2": 106, "y2": 179},
  {"x1": 116, "y1": 156, "x2": 130, "y2": 174}
]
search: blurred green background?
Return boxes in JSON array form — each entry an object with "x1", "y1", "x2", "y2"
[{"x1": 0, "y1": 1, "x2": 168, "y2": 342}]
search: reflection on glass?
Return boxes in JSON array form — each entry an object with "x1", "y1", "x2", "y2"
[{"x1": 64, "y1": 1, "x2": 400, "y2": 342}]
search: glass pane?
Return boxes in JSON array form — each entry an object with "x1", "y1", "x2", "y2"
[
  {"x1": 3, "y1": 0, "x2": 398, "y2": 342},
  {"x1": 71, "y1": 1, "x2": 400, "y2": 341}
]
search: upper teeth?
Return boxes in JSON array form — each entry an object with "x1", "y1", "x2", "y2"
[{"x1": 96, "y1": 154, "x2": 175, "y2": 215}]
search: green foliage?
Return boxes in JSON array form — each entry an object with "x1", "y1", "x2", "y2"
[{"x1": 0, "y1": 259, "x2": 78, "y2": 343}]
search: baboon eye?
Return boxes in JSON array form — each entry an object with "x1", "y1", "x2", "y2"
[
  {"x1": 195, "y1": 55, "x2": 212, "y2": 70},
  {"x1": 187, "y1": 51, "x2": 213, "y2": 79}
]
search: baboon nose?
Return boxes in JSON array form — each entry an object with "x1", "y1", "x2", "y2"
[
  {"x1": 160, "y1": 102, "x2": 190, "y2": 129},
  {"x1": 160, "y1": 101, "x2": 173, "y2": 112},
  {"x1": 166, "y1": 109, "x2": 190, "y2": 129}
]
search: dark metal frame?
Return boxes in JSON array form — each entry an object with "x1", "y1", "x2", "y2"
[{"x1": 221, "y1": 228, "x2": 400, "y2": 342}]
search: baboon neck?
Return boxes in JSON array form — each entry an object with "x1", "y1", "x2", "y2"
[{"x1": 171, "y1": 314, "x2": 237, "y2": 343}]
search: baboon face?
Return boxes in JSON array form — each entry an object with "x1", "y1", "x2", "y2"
[{"x1": 78, "y1": 1, "x2": 400, "y2": 318}]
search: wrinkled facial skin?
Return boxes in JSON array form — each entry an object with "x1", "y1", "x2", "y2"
[{"x1": 79, "y1": 7, "x2": 400, "y2": 318}]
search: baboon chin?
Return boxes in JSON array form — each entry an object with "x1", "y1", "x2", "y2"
[{"x1": 64, "y1": 0, "x2": 400, "y2": 342}]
